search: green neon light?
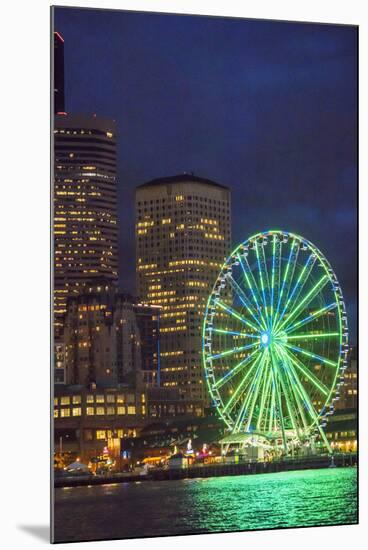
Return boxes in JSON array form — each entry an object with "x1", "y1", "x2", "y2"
[
  {"x1": 236, "y1": 253, "x2": 268, "y2": 330},
  {"x1": 213, "y1": 348, "x2": 260, "y2": 389},
  {"x1": 215, "y1": 300, "x2": 259, "y2": 332},
  {"x1": 286, "y1": 332, "x2": 339, "y2": 340},
  {"x1": 222, "y1": 353, "x2": 263, "y2": 414},
  {"x1": 211, "y1": 328, "x2": 259, "y2": 339},
  {"x1": 209, "y1": 341, "x2": 258, "y2": 361},
  {"x1": 276, "y1": 274, "x2": 329, "y2": 333},
  {"x1": 284, "y1": 342, "x2": 337, "y2": 367},
  {"x1": 280, "y1": 346, "x2": 329, "y2": 396}
]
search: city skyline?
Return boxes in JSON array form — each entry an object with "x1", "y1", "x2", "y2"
[{"x1": 54, "y1": 8, "x2": 357, "y2": 342}]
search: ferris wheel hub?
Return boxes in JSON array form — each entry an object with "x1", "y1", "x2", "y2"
[{"x1": 260, "y1": 332, "x2": 271, "y2": 347}]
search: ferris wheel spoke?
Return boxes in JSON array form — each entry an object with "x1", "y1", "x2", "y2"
[
  {"x1": 211, "y1": 328, "x2": 260, "y2": 339},
  {"x1": 269, "y1": 234, "x2": 282, "y2": 330},
  {"x1": 272, "y1": 360, "x2": 288, "y2": 451},
  {"x1": 226, "y1": 274, "x2": 266, "y2": 331},
  {"x1": 280, "y1": 346, "x2": 330, "y2": 396},
  {"x1": 215, "y1": 299, "x2": 260, "y2": 333},
  {"x1": 273, "y1": 346, "x2": 304, "y2": 437},
  {"x1": 237, "y1": 253, "x2": 268, "y2": 329},
  {"x1": 254, "y1": 240, "x2": 271, "y2": 329},
  {"x1": 286, "y1": 332, "x2": 339, "y2": 341},
  {"x1": 209, "y1": 341, "x2": 259, "y2": 361},
  {"x1": 273, "y1": 253, "x2": 316, "y2": 334},
  {"x1": 256, "y1": 359, "x2": 273, "y2": 431},
  {"x1": 243, "y1": 351, "x2": 269, "y2": 431},
  {"x1": 276, "y1": 345, "x2": 322, "y2": 423},
  {"x1": 275, "y1": 345, "x2": 311, "y2": 431},
  {"x1": 222, "y1": 352, "x2": 263, "y2": 414},
  {"x1": 275, "y1": 274, "x2": 330, "y2": 334},
  {"x1": 267, "y1": 372, "x2": 277, "y2": 433},
  {"x1": 272, "y1": 239, "x2": 296, "y2": 330},
  {"x1": 260, "y1": 241, "x2": 273, "y2": 326},
  {"x1": 283, "y1": 342, "x2": 337, "y2": 368},
  {"x1": 283, "y1": 302, "x2": 337, "y2": 335},
  {"x1": 213, "y1": 348, "x2": 260, "y2": 390},
  {"x1": 273, "y1": 239, "x2": 299, "y2": 332}
]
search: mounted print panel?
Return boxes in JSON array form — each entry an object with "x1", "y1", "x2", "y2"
[{"x1": 51, "y1": 6, "x2": 358, "y2": 544}]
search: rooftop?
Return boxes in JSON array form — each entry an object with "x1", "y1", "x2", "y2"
[{"x1": 137, "y1": 173, "x2": 229, "y2": 191}]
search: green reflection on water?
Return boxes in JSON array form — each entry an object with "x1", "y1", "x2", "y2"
[
  {"x1": 54, "y1": 467, "x2": 357, "y2": 542},
  {"x1": 175, "y1": 467, "x2": 357, "y2": 532}
]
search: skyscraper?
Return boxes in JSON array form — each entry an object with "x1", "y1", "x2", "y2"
[
  {"x1": 135, "y1": 174, "x2": 231, "y2": 403},
  {"x1": 53, "y1": 31, "x2": 65, "y2": 114},
  {"x1": 53, "y1": 113, "x2": 118, "y2": 339}
]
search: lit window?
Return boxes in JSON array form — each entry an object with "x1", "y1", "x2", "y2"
[
  {"x1": 86, "y1": 407, "x2": 94, "y2": 416},
  {"x1": 96, "y1": 395, "x2": 104, "y2": 403},
  {"x1": 54, "y1": 410, "x2": 58, "y2": 418},
  {"x1": 96, "y1": 430, "x2": 106, "y2": 440},
  {"x1": 72, "y1": 395, "x2": 81, "y2": 404},
  {"x1": 106, "y1": 394, "x2": 115, "y2": 403},
  {"x1": 96, "y1": 407, "x2": 105, "y2": 415},
  {"x1": 117, "y1": 394, "x2": 125, "y2": 403},
  {"x1": 86, "y1": 395, "x2": 94, "y2": 403},
  {"x1": 54, "y1": 398, "x2": 58, "y2": 406},
  {"x1": 106, "y1": 407, "x2": 115, "y2": 415},
  {"x1": 117, "y1": 406, "x2": 126, "y2": 415},
  {"x1": 60, "y1": 396, "x2": 70, "y2": 405},
  {"x1": 60, "y1": 408, "x2": 70, "y2": 417},
  {"x1": 127, "y1": 406, "x2": 136, "y2": 415},
  {"x1": 72, "y1": 407, "x2": 81, "y2": 416},
  {"x1": 141, "y1": 394, "x2": 146, "y2": 403}
]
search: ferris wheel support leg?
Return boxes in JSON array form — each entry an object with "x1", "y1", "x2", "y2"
[{"x1": 317, "y1": 425, "x2": 332, "y2": 454}]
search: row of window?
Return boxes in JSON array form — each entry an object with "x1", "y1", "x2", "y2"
[
  {"x1": 54, "y1": 405, "x2": 140, "y2": 417},
  {"x1": 54, "y1": 393, "x2": 144, "y2": 406}
]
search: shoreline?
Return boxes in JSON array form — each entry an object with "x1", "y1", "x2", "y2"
[{"x1": 54, "y1": 453, "x2": 357, "y2": 488}]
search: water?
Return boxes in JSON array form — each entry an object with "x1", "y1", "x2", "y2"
[{"x1": 53, "y1": 467, "x2": 357, "y2": 542}]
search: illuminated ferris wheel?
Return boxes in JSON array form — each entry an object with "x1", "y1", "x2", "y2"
[{"x1": 202, "y1": 230, "x2": 349, "y2": 452}]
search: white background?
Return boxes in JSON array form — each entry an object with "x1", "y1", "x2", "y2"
[{"x1": 1, "y1": 0, "x2": 366, "y2": 547}]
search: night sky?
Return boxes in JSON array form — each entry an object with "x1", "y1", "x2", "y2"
[{"x1": 54, "y1": 7, "x2": 358, "y2": 342}]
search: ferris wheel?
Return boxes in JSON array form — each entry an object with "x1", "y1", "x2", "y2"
[{"x1": 202, "y1": 230, "x2": 349, "y2": 452}]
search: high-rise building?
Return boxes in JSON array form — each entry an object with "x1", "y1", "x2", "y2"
[
  {"x1": 135, "y1": 174, "x2": 231, "y2": 403},
  {"x1": 53, "y1": 31, "x2": 65, "y2": 114},
  {"x1": 53, "y1": 113, "x2": 118, "y2": 339},
  {"x1": 62, "y1": 284, "x2": 160, "y2": 388}
]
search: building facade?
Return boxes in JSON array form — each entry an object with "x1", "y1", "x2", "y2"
[
  {"x1": 54, "y1": 385, "x2": 147, "y2": 465},
  {"x1": 53, "y1": 113, "x2": 119, "y2": 340},
  {"x1": 62, "y1": 284, "x2": 160, "y2": 388},
  {"x1": 335, "y1": 346, "x2": 357, "y2": 410},
  {"x1": 135, "y1": 174, "x2": 231, "y2": 403},
  {"x1": 55, "y1": 342, "x2": 66, "y2": 384},
  {"x1": 54, "y1": 385, "x2": 205, "y2": 465}
]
